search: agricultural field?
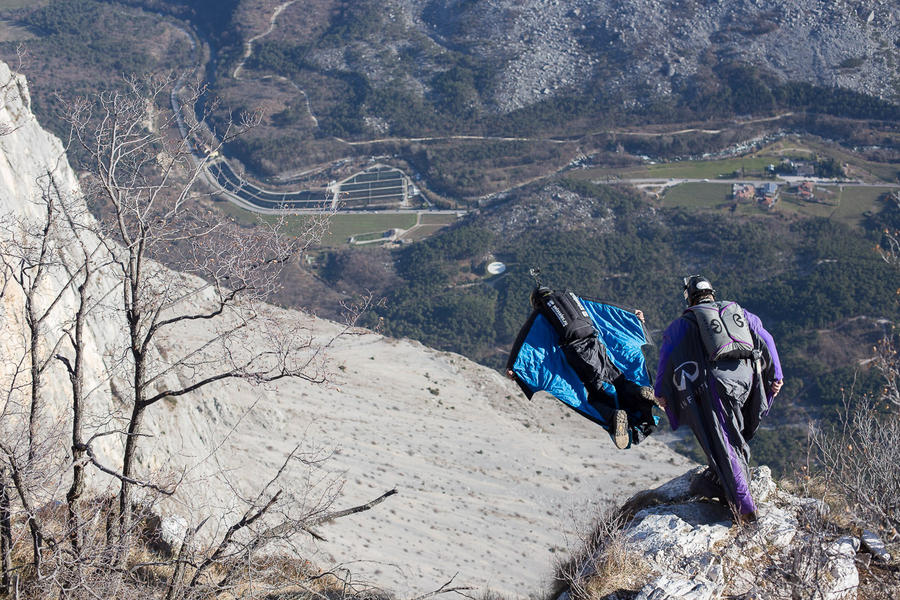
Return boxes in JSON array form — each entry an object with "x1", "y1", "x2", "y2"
[
  {"x1": 0, "y1": 1, "x2": 48, "y2": 10},
  {"x1": 778, "y1": 195, "x2": 836, "y2": 219},
  {"x1": 302, "y1": 213, "x2": 419, "y2": 246},
  {"x1": 581, "y1": 134, "x2": 899, "y2": 185},
  {"x1": 661, "y1": 183, "x2": 733, "y2": 209},
  {"x1": 660, "y1": 180, "x2": 895, "y2": 228},
  {"x1": 581, "y1": 156, "x2": 774, "y2": 181},
  {"x1": 418, "y1": 213, "x2": 461, "y2": 225},
  {"x1": 212, "y1": 199, "x2": 454, "y2": 247},
  {"x1": 828, "y1": 186, "x2": 889, "y2": 228},
  {"x1": 761, "y1": 137, "x2": 900, "y2": 183},
  {"x1": 648, "y1": 157, "x2": 773, "y2": 179}
]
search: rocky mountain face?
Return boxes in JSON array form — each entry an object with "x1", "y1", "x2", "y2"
[
  {"x1": 0, "y1": 60, "x2": 698, "y2": 597},
  {"x1": 323, "y1": 0, "x2": 899, "y2": 112},
  {"x1": 564, "y1": 466, "x2": 892, "y2": 600}
]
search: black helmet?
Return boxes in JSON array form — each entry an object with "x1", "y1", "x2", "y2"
[
  {"x1": 531, "y1": 285, "x2": 552, "y2": 308},
  {"x1": 682, "y1": 275, "x2": 716, "y2": 305}
]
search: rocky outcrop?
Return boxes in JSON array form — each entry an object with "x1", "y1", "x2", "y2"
[
  {"x1": 565, "y1": 466, "x2": 874, "y2": 600},
  {"x1": 328, "y1": 0, "x2": 899, "y2": 113},
  {"x1": 0, "y1": 60, "x2": 124, "y2": 442}
]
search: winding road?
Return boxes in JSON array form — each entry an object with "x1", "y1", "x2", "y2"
[{"x1": 166, "y1": 13, "x2": 894, "y2": 217}]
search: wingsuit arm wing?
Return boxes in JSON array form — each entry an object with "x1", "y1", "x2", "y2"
[
  {"x1": 506, "y1": 310, "x2": 541, "y2": 399},
  {"x1": 744, "y1": 309, "x2": 783, "y2": 414},
  {"x1": 654, "y1": 317, "x2": 695, "y2": 431}
]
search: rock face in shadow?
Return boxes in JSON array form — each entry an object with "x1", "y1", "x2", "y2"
[{"x1": 565, "y1": 466, "x2": 864, "y2": 600}]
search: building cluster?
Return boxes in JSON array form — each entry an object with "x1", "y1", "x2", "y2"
[
  {"x1": 731, "y1": 181, "x2": 786, "y2": 209},
  {"x1": 797, "y1": 180, "x2": 815, "y2": 200},
  {"x1": 731, "y1": 180, "x2": 819, "y2": 209},
  {"x1": 768, "y1": 159, "x2": 816, "y2": 177}
]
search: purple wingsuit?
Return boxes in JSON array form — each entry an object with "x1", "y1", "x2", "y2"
[{"x1": 655, "y1": 303, "x2": 782, "y2": 515}]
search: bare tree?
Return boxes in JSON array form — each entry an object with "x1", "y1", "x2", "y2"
[
  {"x1": 810, "y1": 386, "x2": 900, "y2": 536},
  {"x1": 0, "y1": 169, "x2": 78, "y2": 462},
  {"x1": 61, "y1": 72, "x2": 345, "y2": 564},
  {"x1": 49, "y1": 173, "x2": 113, "y2": 559},
  {"x1": 0, "y1": 166, "x2": 89, "y2": 581},
  {"x1": 873, "y1": 335, "x2": 898, "y2": 408},
  {"x1": 0, "y1": 61, "x2": 402, "y2": 597}
]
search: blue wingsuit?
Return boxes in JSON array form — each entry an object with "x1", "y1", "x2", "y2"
[{"x1": 508, "y1": 297, "x2": 658, "y2": 447}]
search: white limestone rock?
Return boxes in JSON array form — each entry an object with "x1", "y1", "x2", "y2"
[
  {"x1": 861, "y1": 529, "x2": 892, "y2": 563},
  {"x1": 635, "y1": 574, "x2": 719, "y2": 600},
  {"x1": 824, "y1": 536, "x2": 861, "y2": 600},
  {"x1": 567, "y1": 466, "x2": 864, "y2": 600},
  {"x1": 626, "y1": 503, "x2": 733, "y2": 566}
]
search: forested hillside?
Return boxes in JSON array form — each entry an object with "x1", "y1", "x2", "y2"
[{"x1": 335, "y1": 181, "x2": 900, "y2": 473}]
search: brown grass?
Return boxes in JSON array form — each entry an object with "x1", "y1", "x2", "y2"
[{"x1": 554, "y1": 505, "x2": 651, "y2": 600}]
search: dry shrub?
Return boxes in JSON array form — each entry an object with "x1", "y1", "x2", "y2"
[
  {"x1": 810, "y1": 367, "x2": 900, "y2": 535},
  {"x1": 775, "y1": 336, "x2": 900, "y2": 600},
  {"x1": 556, "y1": 505, "x2": 650, "y2": 600}
]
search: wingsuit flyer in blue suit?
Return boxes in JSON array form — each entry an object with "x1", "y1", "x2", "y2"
[{"x1": 507, "y1": 289, "x2": 659, "y2": 449}]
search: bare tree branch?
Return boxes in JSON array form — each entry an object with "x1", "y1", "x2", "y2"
[
  {"x1": 408, "y1": 574, "x2": 476, "y2": 600},
  {"x1": 81, "y1": 440, "x2": 177, "y2": 497}
]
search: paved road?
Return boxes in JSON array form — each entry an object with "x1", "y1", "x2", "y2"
[
  {"x1": 168, "y1": 18, "x2": 420, "y2": 215},
  {"x1": 207, "y1": 161, "x2": 334, "y2": 211},
  {"x1": 169, "y1": 20, "x2": 895, "y2": 216}
]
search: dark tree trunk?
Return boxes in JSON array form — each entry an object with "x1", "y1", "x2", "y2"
[{"x1": 0, "y1": 467, "x2": 12, "y2": 595}]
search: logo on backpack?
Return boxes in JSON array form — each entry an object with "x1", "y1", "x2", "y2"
[{"x1": 546, "y1": 299, "x2": 569, "y2": 328}]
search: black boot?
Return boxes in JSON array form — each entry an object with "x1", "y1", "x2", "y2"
[
  {"x1": 690, "y1": 467, "x2": 726, "y2": 502},
  {"x1": 586, "y1": 386, "x2": 630, "y2": 450}
]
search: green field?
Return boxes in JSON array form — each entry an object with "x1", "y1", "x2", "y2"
[
  {"x1": 762, "y1": 138, "x2": 900, "y2": 183},
  {"x1": 419, "y1": 213, "x2": 461, "y2": 225},
  {"x1": 402, "y1": 224, "x2": 449, "y2": 242},
  {"x1": 579, "y1": 156, "x2": 775, "y2": 181},
  {"x1": 0, "y1": 1, "x2": 48, "y2": 10},
  {"x1": 646, "y1": 157, "x2": 773, "y2": 179},
  {"x1": 777, "y1": 185, "x2": 891, "y2": 226},
  {"x1": 660, "y1": 181, "x2": 896, "y2": 226},
  {"x1": 830, "y1": 186, "x2": 890, "y2": 228},
  {"x1": 576, "y1": 134, "x2": 900, "y2": 185},
  {"x1": 352, "y1": 230, "x2": 393, "y2": 243},
  {"x1": 323, "y1": 214, "x2": 417, "y2": 245},
  {"x1": 778, "y1": 195, "x2": 835, "y2": 219},
  {"x1": 213, "y1": 201, "x2": 427, "y2": 246},
  {"x1": 661, "y1": 183, "x2": 732, "y2": 208}
]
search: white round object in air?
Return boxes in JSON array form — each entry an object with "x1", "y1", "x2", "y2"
[{"x1": 486, "y1": 262, "x2": 506, "y2": 275}]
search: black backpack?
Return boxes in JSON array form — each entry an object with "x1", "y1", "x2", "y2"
[{"x1": 531, "y1": 287, "x2": 596, "y2": 344}]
